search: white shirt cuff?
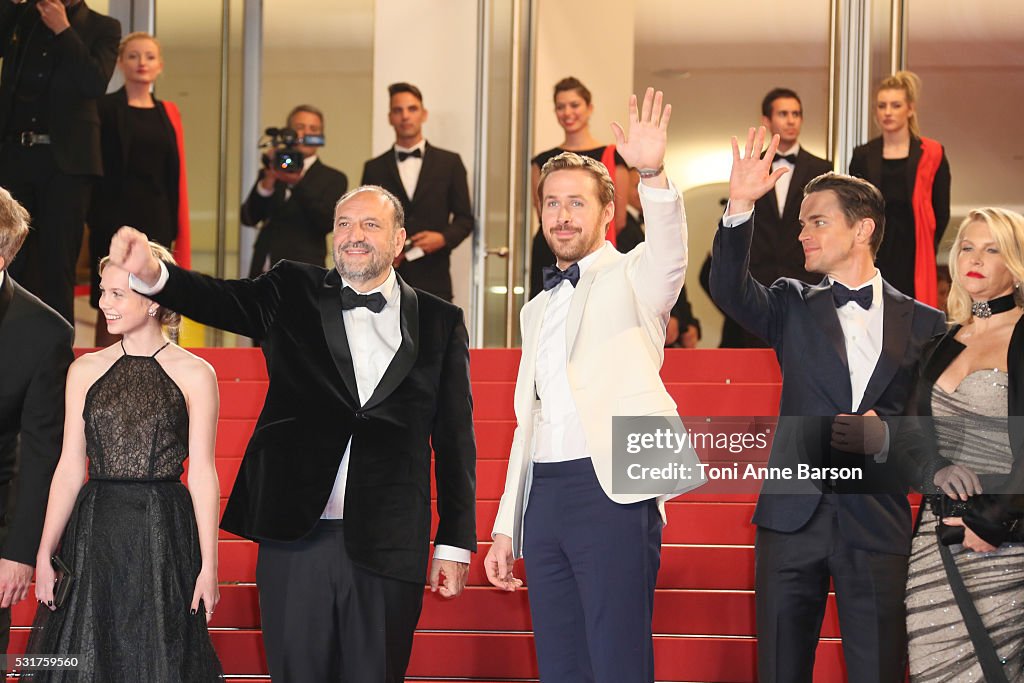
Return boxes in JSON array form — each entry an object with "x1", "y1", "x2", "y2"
[
  {"x1": 129, "y1": 261, "x2": 169, "y2": 295},
  {"x1": 433, "y1": 544, "x2": 472, "y2": 564},
  {"x1": 255, "y1": 181, "x2": 275, "y2": 198},
  {"x1": 722, "y1": 204, "x2": 753, "y2": 228},
  {"x1": 637, "y1": 177, "x2": 680, "y2": 202}
]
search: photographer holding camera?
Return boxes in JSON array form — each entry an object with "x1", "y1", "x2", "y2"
[{"x1": 242, "y1": 104, "x2": 348, "y2": 277}]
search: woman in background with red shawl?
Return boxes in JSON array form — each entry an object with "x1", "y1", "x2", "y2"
[
  {"x1": 90, "y1": 31, "x2": 189, "y2": 345},
  {"x1": 850, "y1": 70, "x2": 951, "y2": 307},
  {"x1": 528, "y1": 77, "x2": 629, "y2": 299}
]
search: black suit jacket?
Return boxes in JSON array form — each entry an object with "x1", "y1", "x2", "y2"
[
  {"x1": 0, "y1": 1, "x2": 120, "y2": 176},
  {"x1": 361, "y1": 143, "x2": 474, "y2": 301},
  {"x1": 710, "y1": 217, "x2": 946, "y2": 555},
  {"x1": 849, "y1": 135, "x2": 951, "y2": 250},
  {"x1": 90, "y1": 87, "x2": 180, "y2": 243},
  {"x1": 242, "y1": 159, "x2": 348, "y2": 277},
  {"x1": 149, "y1": 261, "x2": 477, "y2": 583},
  {"x1": 0, "y1": 274, "x2": 73, "y2": 565}
]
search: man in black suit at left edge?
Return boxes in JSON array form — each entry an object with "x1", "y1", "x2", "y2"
[
  {"x1": 108, "y1": 184, "x2": 477, "y2": 682},
  {"x1": 0, "y1": 0, "x2": 120, "y2": 323},
  {"x1": 0, "y1": 186, "x2": 74, "y2": 664},
  {"x1": 362, "y1": 82, "x2": 474, "y2": 302}
]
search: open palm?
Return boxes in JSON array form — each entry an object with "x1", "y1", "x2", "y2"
[{"x1": 611, "y1": 87, "x2": 670, "y2": 171}]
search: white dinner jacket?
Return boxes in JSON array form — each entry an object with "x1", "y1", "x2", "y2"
[{"x1": 492, "y1": 181, "x2": 691, "y2": 557}]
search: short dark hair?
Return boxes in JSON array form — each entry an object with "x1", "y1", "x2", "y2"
[
  {"x1": 388, "y1": 82, "x2": 423, "y2": 105},
  {"x1": 287, "y1": 104, "x2": 324, "y2": 131},
  {"x1": 804, "y1": 173, "x2": 886, "y2": 256},
  {"x1": 761, "y1": 88, "x2": 802, "y2": 118},
  {"x1": 553, "y1": 77, "x2": 592, "y2": 106}
]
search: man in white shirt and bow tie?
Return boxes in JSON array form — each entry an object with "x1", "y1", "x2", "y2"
[
  {"x1": 484, "y1": 88, "x2": 687, "y2": 683},
  {"x1": 710, "y1": 127, "x2": 945, "y2": 683},
  {"x1": 361, "y1": 82, "x2": 473, "y2": 302},
  {"x1": 108, "y1": 184, "x2": 477, "y2": 682}
]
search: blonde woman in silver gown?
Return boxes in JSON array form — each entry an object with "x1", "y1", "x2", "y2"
[{"x1": 904, "y1": 208, "x2": 1024, "y2": 682}]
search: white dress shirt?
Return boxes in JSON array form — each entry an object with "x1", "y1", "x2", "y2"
[
  {"x1": 0, "y1": 270, "x2": 5, "y2": 288},
  {"x1": 532, "y1": 247, "x2": 605, "y2": 464},
  {"x1": 130, "y1": 263, "x2": 470, "y2": 563},
  {"x1": 771, "y1": 143, "x2": 799, "y2": 216},
  {"x1": 394, "y1": 140, "x2": 426, "y2": 199}
]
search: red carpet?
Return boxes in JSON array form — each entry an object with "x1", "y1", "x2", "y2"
[{"x1": 11, "y1": 348, "x2": 858, "y2": 681}]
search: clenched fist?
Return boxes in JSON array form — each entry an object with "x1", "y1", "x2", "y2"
[{"x1": 108, "y1": 226, "x2": 162, "y2": 286}]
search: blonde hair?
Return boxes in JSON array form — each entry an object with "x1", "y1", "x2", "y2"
[
  {"x1": 98, "y1": 242, "x2": 182, "y2": 333},
  {"x1": 946, "y1": 207, "x2": 1024, "y2": 325},
  {"x1": 118, "y1": 31, "x2": 162, "y2": 60},
  {"x1": 876, "y1": 70, "x2": 921, "y2": 137},
  {"x1": 536, "y1": 152, "x2": 615, "y2": 208},
  {"x1": 0, "y1": 186, "x2": 29, "y2": 267}
]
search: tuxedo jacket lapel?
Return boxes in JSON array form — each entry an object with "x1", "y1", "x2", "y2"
[
  {"x1": 317, "y1": 269, "x2": 359, "y2": 405},
  {"x1": 385, "y1": 149, "x2": 411, "y2": 205},
  {"x1": 857, "y1": 282, "x2": 914, "y2": 412},
  {"x1": 806, "y1": 282, "x2": 849, "y2": 372},
  {"x1": 565, "y1": 244, "x2": 617, "y2": 356},
  {"x1": 363, "y1": 278, "x2": 419, "y2": 411},
  {"x1": 411, "y1": 142, "x2": 437, "y2": 207}
]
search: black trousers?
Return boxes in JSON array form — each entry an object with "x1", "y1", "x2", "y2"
[
  {"x1": 0, "y1": 143, "x2": 93, "y2": 324},
  {"x1": 255, "y1": 520, "x2": 424, "y2": 682},
  {"x1": 755, "y1": 495, "x2": 909, "y2": 683}
]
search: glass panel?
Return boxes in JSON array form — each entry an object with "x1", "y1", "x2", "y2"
[
  {"x1": 253, "y1": 0, "x2": 374, "y2": 277},
  {"x1": 480, "y1": 0, "x2": 519, "y2": 347},
  {"x1": 905, "y1": 0, "x2": 1024, "y2": 257},
  {"x1": 155, "y1": 0, "x2": 245, "y2": 345},
  {"x1": 634, "y1": 0, "x2": 833, "y2": 348}
]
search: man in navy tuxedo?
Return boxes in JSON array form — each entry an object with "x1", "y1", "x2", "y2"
[{"x1": 710, "y1": 127, "x2": 945, "y2": 682}]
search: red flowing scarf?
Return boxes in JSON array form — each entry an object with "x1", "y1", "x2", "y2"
[
  {"x1": 163, "y1": 101, "x2": 191, "y2": 270},
  {"x1": 911, "y1": 137, "x2": 943, "y2": 307},
  {"x1": 600, "y1": 145, "x2": 618, "y2": 247}
]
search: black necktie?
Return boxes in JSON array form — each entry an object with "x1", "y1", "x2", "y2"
[
  {"x1": 341, "y1": 286, "x2": 386, "y2": 313},
  {"x1": 542, "y1": 263, "x2": 580, "y2": 291},
  {"x1": 396, "y1": 148, "x2": 422, "y2": 162},
  {"x1": 832, "y1": 282, "x2": 872, "y2": 310},
  {"x1": 774, "y1": 153, "x2": 798, "y2": 165}
]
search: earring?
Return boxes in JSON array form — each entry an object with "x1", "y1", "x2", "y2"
[{"x1": 148, "y1": 308, "x2": 158, "y2": 318}]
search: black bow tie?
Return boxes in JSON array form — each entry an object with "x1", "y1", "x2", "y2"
[
  {"x1": 341, "y1": 286, "x2": 386, "y2": 313},
  {"x1": 832, "y1": 282, "x2": 872, "y2": 310},
  {"x1": 542, "y1": 263, "x2": 580, "y2": 291},
  {"x1": 774, "y1": 153, "x2": 798, "y2": 165},
  {"x1": 396, "y1": 148, "x2": 422, "y2": 162}
]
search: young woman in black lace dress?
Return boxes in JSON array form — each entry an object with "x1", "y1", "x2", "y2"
[{"x1": 26, "y1": 242, "x2": 222, "y2": 681}]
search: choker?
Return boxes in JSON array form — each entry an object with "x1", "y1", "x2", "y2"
[{"x1": 971, "y1": 292, "x2": 1018, "y2": 319}]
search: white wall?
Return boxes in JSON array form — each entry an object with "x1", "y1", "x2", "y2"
[
  {"x1": 372, "y1": 0, "x2": 479, "y2": 315},
  {"x1": 532, "y1": 0, "x2": 636, "y2": 160}
]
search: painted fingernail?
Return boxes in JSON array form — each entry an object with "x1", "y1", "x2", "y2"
[{"x1": 190, "y1": 608, "x2": 196, "y2": 615}]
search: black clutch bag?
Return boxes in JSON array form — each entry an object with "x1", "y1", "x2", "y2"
[
  {"x1": 50, "y1": 555, "x2": 74, "y2": 609},
  {"x1": 930, "y1": 495, "x2": 968, "y2": 545},
  {"x1": 930, "y1": 492, "x2": 1024, "y2": 546}
]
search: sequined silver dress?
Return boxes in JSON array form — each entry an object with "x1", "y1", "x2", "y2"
[{"x1": 906, "y1": 369, "x2": 1024, "y2": 682}]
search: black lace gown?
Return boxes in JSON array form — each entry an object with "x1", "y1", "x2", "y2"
[{"x1": 24, "y1": 347, "x2": 223, "y2": 681}]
